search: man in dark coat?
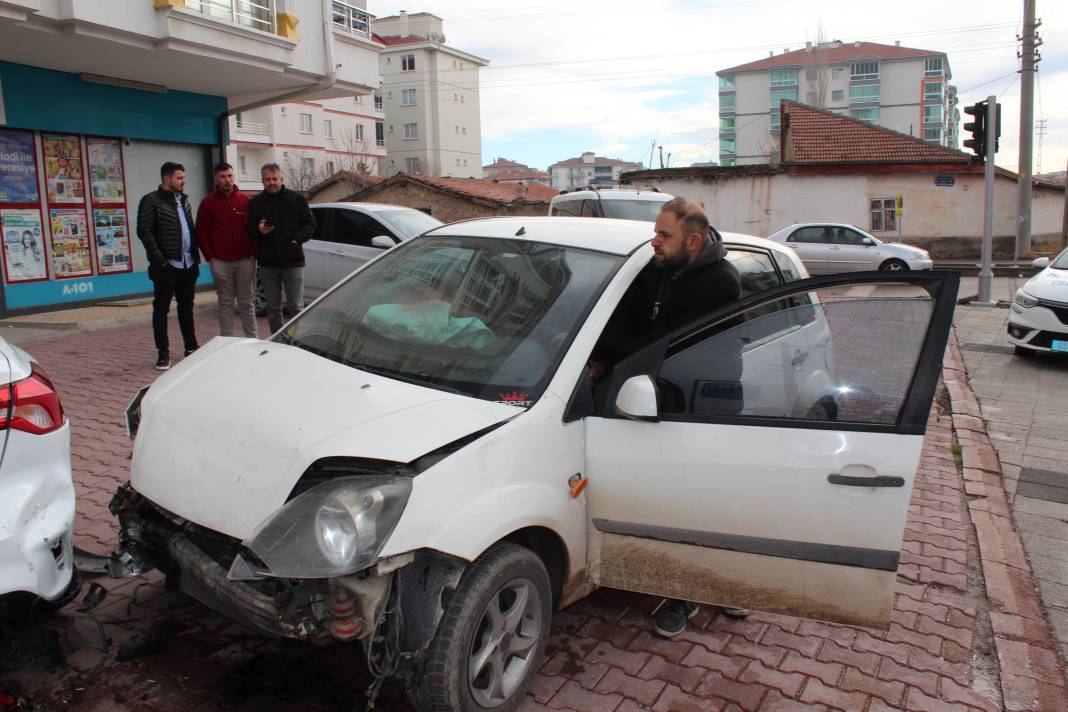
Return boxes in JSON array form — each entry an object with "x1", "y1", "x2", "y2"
[
  {"x1": 590, "y1": 196, "x2": 749, "y2": 638},
  {"x1": 246, "y1": 163, "x2": 316, "y2": 332},
  {"x1": 137, "y1": 161, "x2": 200, "y2": 371}
]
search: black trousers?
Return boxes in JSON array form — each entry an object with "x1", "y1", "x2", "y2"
[{"x1": 149, "y1": 263, "x2": 199, "y2": 353}]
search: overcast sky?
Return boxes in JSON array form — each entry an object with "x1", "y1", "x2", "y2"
[{"x1": 371, "y1": 0, "x2": 1067, "y2": 176}]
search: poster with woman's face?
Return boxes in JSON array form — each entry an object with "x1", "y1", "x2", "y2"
[
  {"x1": 1, "y1": 208, "x2": 47, "y2": 282},
  {"x1": 43, "y1": 134, "x2": 86, "y2": 204}
]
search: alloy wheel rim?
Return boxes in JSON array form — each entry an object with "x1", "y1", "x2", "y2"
[{"x1": 467, "y1": 578, "x2": 542, "y2": 708}]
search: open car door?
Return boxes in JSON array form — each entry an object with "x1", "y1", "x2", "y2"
[{"x1": 584, "y1": 271, "x2": 958, "y2": 629}]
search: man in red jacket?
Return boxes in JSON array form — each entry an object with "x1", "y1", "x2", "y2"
[{"x1": 196, "y1": 162, "x2": 257, "y2": 337}]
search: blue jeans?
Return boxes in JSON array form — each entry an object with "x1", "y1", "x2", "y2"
[{"x1": 259, "y1": 265, "x2": 304, "y2": 332}]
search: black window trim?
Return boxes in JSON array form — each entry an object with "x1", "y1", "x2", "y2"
[{"x1": 598, "y1": 270, "x2": 959, "y2": 436}]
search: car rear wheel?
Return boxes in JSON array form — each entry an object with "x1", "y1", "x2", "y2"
[
  {"x1": 254, "y1": 269, "x2": 267, "y2": 318},
  {"x1": 409, "y1": 542, "x2": 551, "y2": 712},
  {"x1": 879, "y1": 259, "x2": 909, "y2": 272}
]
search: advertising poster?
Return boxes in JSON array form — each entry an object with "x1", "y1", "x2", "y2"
[
  {"x1": 93, "y1": 207, "x2": 132, "y2": 274},
  {"x1": 87, "y1": 138, "x2": 125, "y2": 204},
  {"x1": 1, "y1": 208, "x2": 47, "y2": 282},
  {"x1": 49, "y1": 208, "x2": 92, "y2": 278},
  {"x1": 0, "y1": 129, "x2": 40, "y2": 204},
  {"x1": 42, "y1": 133, "x2": 85, "y2": 204}
]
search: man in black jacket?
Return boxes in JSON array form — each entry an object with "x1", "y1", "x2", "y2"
[
  {"x1": 246, "y1": 163, "x2": 316, "y2": 332},
  {"x1": 137, "y1": 162, "x2": 200, "y2": 371},
  {"x1": 590, "y1": 197, "x2": 749, "y2": 638}
]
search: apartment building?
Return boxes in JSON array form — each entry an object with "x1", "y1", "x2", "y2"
[
  {"x1": 372, "y1": 12, "x2": 488, "y2": 178},
  {"x1": 0, "y1": 0, "x2": 380, "y2": 313},
  {"x1": 717, "y1": 41, "x2": 958, "y2": 166},
  {"x1": 548, "y1": 152, "x2": 644, "y2": 191},
  {"x1": 483, "y1": 158, "x2": 551, "y2": 186}
]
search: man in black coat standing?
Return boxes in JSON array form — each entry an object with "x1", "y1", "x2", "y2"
[
  {"x1": 590, "y1": 196, "x2": 749, "y2": 638},
  {"x1": 137, "y1": 161, "x2": 200, "y2": 371},
  {"x1": 247, "y1": 163, "x2": 316, "y2": 332}
]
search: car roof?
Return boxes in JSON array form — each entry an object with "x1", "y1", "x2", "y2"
[
  {"x1": 424, "y1": 217, "x2": 793, "y2": 258},
  {"x1": 551, "y1": 190, "x2": 673, "y2": 202},
  {"x1": 312, "y1": 202, "x2": 420, "y2": 212},
  {"x1": 774, "y1": 222, "x2": 867, "y2": 231}
]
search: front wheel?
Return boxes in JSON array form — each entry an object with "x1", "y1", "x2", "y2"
[
  {"x1": 879, "y1": 259, "x2": 909, "y2": 272},
  {"x1": 409, "y1": 543, "x2": 551, "y2": 712},
  {"x1": 253, "y1": 269, "x2": 267, "y2": 318}
]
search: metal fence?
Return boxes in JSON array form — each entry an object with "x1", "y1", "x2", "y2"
[
  {"x1": 185, "y1": 0, "x2": 274, "y2": 34},
  {"x1": 331, "y1": 1, "x2": 370, "y2": 38}
]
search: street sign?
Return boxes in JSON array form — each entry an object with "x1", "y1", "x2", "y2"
[
  {"x1": 935, "y1": 176, "x2": 955, "y2": 187},
  {"x1": 895, "y1": 194, "x2": 904, "y2": 217}
]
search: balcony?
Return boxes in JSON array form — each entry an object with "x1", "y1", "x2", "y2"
[
  {"x1": 185, "y1": 0, "x2": 275, "y2": 34},
  {"x1": 235, "y1": 119, "x2": 270, "y2": 135},
  {"x1": 331, "y1": 1, "x2": 371, "y2": 39}
]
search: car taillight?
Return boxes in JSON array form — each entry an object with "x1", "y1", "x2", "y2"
[{"x1": 0, "y1": 364, "x2": 66, "y2": 435}]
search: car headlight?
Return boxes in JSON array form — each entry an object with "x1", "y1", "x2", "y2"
[
  {"x1": 242, "y1": 476, "x2": 412, "y2": 578},
  {"x1": 911, "y1": 249, "x2": 929, "y2": 259},
  {"x1": 1014, "y1": 290, "x2": 1039, "y2": 309}
]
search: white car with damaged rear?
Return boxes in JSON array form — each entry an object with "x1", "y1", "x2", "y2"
[
  {"x1": 116, "y1": 217, "x2": 957, "y2": 712},
  {"x1": 1008, "y1": 248, "x2": 1068, "y2": 356},
  {"x1": 0, "y1": 337, "x2": 76, "y2": 619}
]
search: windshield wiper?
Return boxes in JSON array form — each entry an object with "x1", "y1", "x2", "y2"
[{"x1": 354, "y1": 363, "x2": 468, "y2": 397}]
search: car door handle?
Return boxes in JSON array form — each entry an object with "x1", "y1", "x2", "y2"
[
  {"x1": 787, "y1": 244, "x2": 799, "y2": 248},
  {"x1": 829, "y1": 246, "x2": 841, "y2": 250},
  {"x1": 327, "y1": 250, "x2": 346, "y2": 257},
  {"x1": 827, "y1": 474, "x2": 905, "y2": 487}
]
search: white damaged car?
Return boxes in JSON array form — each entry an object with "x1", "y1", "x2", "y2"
[
  {"x1": 0, "y1": 337, "x2": 77, "y2": 619},
  {"x1": 115, "y1": 217, "x2": 957, "y2": 711},
  {"x1": 1008, "y1": 248, "x2": 1068, "y2": 356}
]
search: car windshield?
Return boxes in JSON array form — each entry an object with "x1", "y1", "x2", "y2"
[
  {"x1": 277, "y1": 236, "x2": 624, "y2": 405},
  {"x1": 601, "y1": 199, "x2": 671, "y2": 222},
  {"x1": 380, "y1": 208, "x2": 443, "y2": 238},
  {"x1": 1051, "y1": 248, "x2": 1068, "y2": 270}
]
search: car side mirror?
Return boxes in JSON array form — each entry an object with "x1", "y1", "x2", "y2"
[
  {"x1": 614, "y1": 375, "x2": 659, "y2": 421},
  {"x1": 1032, "y1": 257, "x2": 1051, "y2": 269},
  {"x1": 371, "y1": 235, "x2": 398, "y2": 249},
  {"x1": 862, "y1": 238, "x2": 875, "y2": 246}
]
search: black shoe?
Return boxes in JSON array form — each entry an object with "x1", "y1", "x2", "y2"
[
  {"x1": 654, "y1": 599, "x2": 699, "y2": 638},
  {"x1": 155, "y1": 352, "x2": 170, "y2": 371},
  {"x1": 721, "y1": 607, "x2": 751, "y2": 619},
  {"x1": 184, "y1": 346, "x2": 198, "y2": 357}
]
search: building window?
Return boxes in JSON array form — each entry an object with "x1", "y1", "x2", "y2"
[
  {"x1": 850, "y1": 62, "x2": 879, "y2": 81},
  {"x1": 280, "y1": 106, "x2": 287, "y2": 115},
  {"x1": 870, "y1": 198, "x2": 897, "y2": 232},
  {"x1": 770, "y1": 87, "x2": 798, "y2": 128},
  {"x1": 923, "y1": 104, "x2": 942, "y2": 124},
  {"x1": 720, "y1": 94, "x2": 736, "y2": 111},
  {"x1": 849, "y1": 84, "x2": 880, "y2": 104},
  {"x1": 460, "y1": 95, "x2": 465, "y2": 103},
  {"x1": 923, "y1": 126, "x2": 942, "y2": 142},
  {"x1": 374, "y1": 94, "x2": 383, "y2": 109},
  {"x1": 375, "y1": 121, "x2": 384, "y2": 147},
  {"x1": 924, "y1": 81, "x2": 943, "y2": 100},
  {"x1": 924, "y1": 57, "x2": 944, "y2": 77},
  {"x1": 302, "y1": 157, "x2": 314, "y2": 176},
  {"x1": 851, "y1": 107, "x2": 879, "y2": 123},
  {"x1": 831, "y1": 89, "x2": 844, "y2": 101},
  {"x1": 324, "y1": 119, "x2": 333, "y2": 138},
  {"x1": 456, "y1": 158, "x2": 461, "y2": 166},
  {"x1": 455, "y1": 125, "x2": 459, "y2": 134},
  {"x1": 299, "y1": 113, "x2": 313, "y2": 133},
  {"x1": 405, "y1": 157, "x2": 420, "y2": 173},
  {"x1": 402, "y1": 88, "x2": 416, "y2": 105},
  {"x1": 401, "y1": 54, "x2": 416, "y2": 71},
  {"x1": 354, "y1": 123, "x2": 364, "y2": 141},
  {"x1": 720, "y1": 138, "x2": 736, "y2": 154},
  {"x1": 462, "y1": 127, "x2": 466, "y2": 134},
  {"x1": 332, "y1": 1, "x2": 371, "y2": 36},
  {"x1": 354, "y1": 95, "x2": 363, "y2": 103},
  {"x1": 719, "y1": 117, "x2": 735, "y2": 131},
  {"x1": 238, "y1": 155, "x2": 247, "y2": 177},
  {"x1": 720, "y1": 157, "x2": 736, "y2": 167},
  {"x1": 325, "y1": 160, "x2": 335, "y2": 175},
  {"x1": 805, "y1": 69, "x2": 818, "y2": 81},
  {"x1": 806, "y1": 91, "x2": 818, "y2": 104},
  {"x1": 770, "y1": 68, "x2": 797, "y2": 87},
  {"x1": 718, "y1": 75, "x2": 735, "y2": 91},
  {"x1": 464, "y1": 159, "x2": 468, "y2": 166},
  {"x1": 404, "y1": 122, "x2": 418, "y2": 139},
  {"x1": 832, "y1": 67, "x2": 844, "y2": 79}
]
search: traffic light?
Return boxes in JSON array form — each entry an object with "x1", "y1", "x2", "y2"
[{"x1": 963, "y1": 101, "x2": 987, "y2": 159}]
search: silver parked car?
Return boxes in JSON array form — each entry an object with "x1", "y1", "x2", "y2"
[{"x1": 766, "y1": 223, "x2": 932, "y2": 274}]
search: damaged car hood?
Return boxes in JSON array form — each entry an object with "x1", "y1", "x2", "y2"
[{"x1": 131, "y1": 338, "x2": 520, "y2": 541}]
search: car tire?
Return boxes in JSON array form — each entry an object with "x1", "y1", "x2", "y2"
[
  {"x1": 1014, "y1": 345, "x2": 1036, "y2": 358},
  {"x1": 879, "y1": 259, "x2": 909, "y2": 272},
  {"x1": 254, "y1": 270, "x2": 267, "y2": 318},
  {"x1": 409, "y1": 542, "x2": 551, "y2": 712}
]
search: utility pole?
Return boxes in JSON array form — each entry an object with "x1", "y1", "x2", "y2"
[
  {"x1": 1016, "y1": 0, "x2": 1041, "y2": 260},
  {"x1": 658, "y1": 145, "x2": 664, "y2": 169},
  {"x1": 975, "y1": 96, "x2": 998, "y2": 307}
]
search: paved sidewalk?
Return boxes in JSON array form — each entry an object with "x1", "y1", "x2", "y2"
[
  {"x1": 0, "y1": 302, "x2": 1063, "y2": 710},
  {"x1": 953, "y1": 277, "x2": 1068, "y2": 677}
]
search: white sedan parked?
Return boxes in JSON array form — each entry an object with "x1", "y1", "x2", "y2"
[
  {"x1": 767, "y1": 222, "x2": 933, "y2": 274},
  {"x1": 0, "y1": 337, "x2": 76, "y2": 618},
  {"x1": 117, "y1": 218, "x2": 956, "y2": 711},
  {"x1": 1008, "y1": 248, "x2": 1068, "y2": 356}
]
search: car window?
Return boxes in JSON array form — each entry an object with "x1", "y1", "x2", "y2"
[
  {"x1": 332, "y1": 209, "x2": 392, "y2": 247},
  {"x1": 788, "y1": 227, "x2": 832, "y2": 244},
  {"x1": 1052, "y1": 248, "x2": 1068, "y2": 270},
  {"x1": 310, "y1": 208, "x2": 332, "y2": 240},
  {"x1": 579, "y1": 200, "x2": 599, "y2": 217},
  {"x1": 772, "y1": 251, "x2": 803, "y2": 282},
  {"x1": 839, "y1": 229, "x2": 868, "y2": 246},
  {"x1": 278, "y1": 236, "x2": 625, "y2": 405},
  {"x1": 380, "y1": 208, "x2": 443, "y2": 238},
  {"x1": 657, "y1": 282, "x2": 937, "y2": 423},
  {"x1": 551, "y1": 199, "x2": 581, "y2": 217},
  {"x1": 725, "y1": 249, "x2": 780, "y2": 297},
  {"x1": 600, "y1": 200, "x2": 669, "y2": 222}
]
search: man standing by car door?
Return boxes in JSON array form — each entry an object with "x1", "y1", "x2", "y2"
[
  {"x1": 196, "y1": 162, "x2": 256, "y2": 338},
  {"x1": 590, "y1": 196, "x2": 749, "y2": 637},
  {"x1": 247, "y1": 163, "x2": 316, "y2": 332},
  {"x1": 136, "y1": 161, "x2": 200, "y2": 371}
]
